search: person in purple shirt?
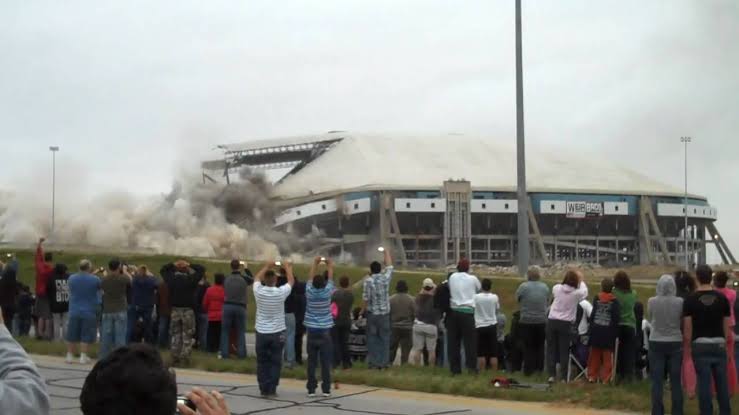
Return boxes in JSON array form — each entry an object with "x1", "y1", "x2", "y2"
[{"x1": 66, "y1": 259, "x2": 101, "y2": 364}]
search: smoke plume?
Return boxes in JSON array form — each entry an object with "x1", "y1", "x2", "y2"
[{"x1": 0, "y1": 167, "x2": 319, "y2": 259}]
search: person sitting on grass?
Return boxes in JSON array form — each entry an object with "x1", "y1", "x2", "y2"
[
  {"x1": 474, "y1": 278, "x2": 500, "y2": 372},
  {"x1": 79, "y1": 343, "x2": 230, "y2": 415},
  {"x1": 304, "y1": 257, "x2": 336, "y2": 398},
  {"x1": 348, "y1": 307, "x2": 368, "y2": 363},
  {"x1": 0, "y1": 306, "x2": 50, "y2": 414}
]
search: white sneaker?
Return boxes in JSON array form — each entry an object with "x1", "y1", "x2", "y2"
[
  {"x1": 80, "y1": 355, "x2": 91, "y2": 365},
  {"x1": 65, "y1": 353, "x2": 74, "y2": 364},
  {"x1": 307, "y1": 393, "x2": 317, "y2": 398},
  {"x1": 322, "y1": 392, "x2": 332, "y2": 398},
  {"x1": 217, "y1": 353, "x2": 223, "y2": 360}
]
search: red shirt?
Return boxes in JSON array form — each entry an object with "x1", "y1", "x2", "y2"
[
  {"x1": 35, "y1": 245, "x2": 54, "y2": 297},
  {"x1": 202, "y1": 285, "x2": 225, "y2": 322}
]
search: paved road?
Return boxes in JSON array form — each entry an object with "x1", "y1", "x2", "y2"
[{"x1": 35, "y1": 355, "x2": 629, "y2": 415}]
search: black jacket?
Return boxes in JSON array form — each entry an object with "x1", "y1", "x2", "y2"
[
  {"x1": 47, "y1": 272, "x2": 70, "y2": 314},
  {"x1": 161, "y1": 263, "x2": 205, "y2": 309},
  {"x1": 588, "y1": 294, "x2": 620, "y2": 349}
]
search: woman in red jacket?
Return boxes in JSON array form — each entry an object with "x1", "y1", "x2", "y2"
[{"x1": 202, "y1": 273, "x2": 226, "y2": 354}]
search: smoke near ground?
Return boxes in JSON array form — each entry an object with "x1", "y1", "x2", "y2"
[{"x1": 0, "y1": 167, "x2": 320, "y2": 259}]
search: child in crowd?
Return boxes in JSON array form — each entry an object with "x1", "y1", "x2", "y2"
[
  {"x1": 15, "y1": 285, "x2": 35, "y2": 337},
  {"x1": 587, "y1": 278, "x2": 620, "y2": 383},
  {"x1": 348, "y1": 307, "x2": 367, "y2": 363},
  {"x1": 496, "y1": 309, "x2": 507, "y2": 372}
]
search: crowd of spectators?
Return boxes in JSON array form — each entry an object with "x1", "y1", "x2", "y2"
[{"x1": 0, "y1": 238, "x2": 738, "y2": 415}]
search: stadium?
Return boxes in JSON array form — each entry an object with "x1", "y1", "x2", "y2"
[{"x1": 202, "y1": 132, "x2": 736, "y2": 267}]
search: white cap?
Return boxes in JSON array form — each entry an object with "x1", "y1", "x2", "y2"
[{"x1": 422, "y1": 278, "x2": 436, "y2": 289}]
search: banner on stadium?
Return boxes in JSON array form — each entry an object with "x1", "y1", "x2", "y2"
[{"x1": 566, "y1": 201, "x2": 603, "y2": 219}]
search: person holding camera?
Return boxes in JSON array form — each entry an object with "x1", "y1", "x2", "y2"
[
  {"x1": 220, "y1": 259, "x2": 253, "y2": 359},
  {"x1": 162, "y1": 260, "x2": 206, "y2": 366},
  {"x1": 305, "y1": 256, "x2": 335, "y2": 397},
  {"x1": 253, "y1": 260, "x2": 294, "y2": 397},
  {"x1": 128, "y1": 265, "x2": 158, "y2": 344},
  {"x1": 99, "y1": 259, "x2": 132, "y2": 359}
]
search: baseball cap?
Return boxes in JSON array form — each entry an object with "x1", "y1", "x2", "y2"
[{"x1": 422, "y1": 278, "x2": 436, "y2": 289}]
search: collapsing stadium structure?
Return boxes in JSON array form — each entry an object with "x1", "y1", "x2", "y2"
[{"x1": 202, "y1": 132, "x2": 736, "y2": 267}]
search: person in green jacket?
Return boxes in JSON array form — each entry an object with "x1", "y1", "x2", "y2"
[{"x1": 613, "y1": 271, "x2": 637, "y2": 383}]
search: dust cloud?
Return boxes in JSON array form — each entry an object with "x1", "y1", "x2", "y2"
[{"x1": 0, "y1": 168, "x2": 320, "y2": 260}]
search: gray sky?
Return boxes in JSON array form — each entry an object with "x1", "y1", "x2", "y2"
[{"x1": 1, "y1": 0, "x2": 738, "y2": 258}]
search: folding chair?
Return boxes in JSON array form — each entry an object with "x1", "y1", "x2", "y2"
[{"x1": 566, "y1": 338, "x2": 588, "y2": 383}]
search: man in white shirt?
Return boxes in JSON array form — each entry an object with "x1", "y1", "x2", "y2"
[
  {"x1": 447, "y1": 258, "x2": 481, "y2": 375},
  {"x1": 253, "y1": 261, "x2": 294, "y2": 398}
]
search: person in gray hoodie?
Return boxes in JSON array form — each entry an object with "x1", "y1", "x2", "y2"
[
  {"x1": 647, "y1": 274, "x2": 684, "y2": 415},
  {"x1": 515, "y1": 266, "x2": 550, "y2": 375},
  {"x1": 0, "y1": 306, "x2": 50, "y2": 415}
]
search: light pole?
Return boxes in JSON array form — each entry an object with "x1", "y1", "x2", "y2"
[
  {"x1": 515, "y1": 0, "x2": 530, "y2": 276},
  {"x1": 680, "y1": 137, "x2": 691, "y2": 269},
  {"x1": 49, "y1": 146, "x2": 59, "y2": 236}
]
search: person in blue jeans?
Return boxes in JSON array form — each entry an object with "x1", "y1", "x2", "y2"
[
  {"x1": 65, "y1": 259, "x2": 101, "y2": 364},
  {"x1": 278, "y1": 268, "x2": 299, "y2": 369},
  {"x1": 253, "y1": 261, "x2": 294, "y2": 397},
  {"x1": 683, "y1": 265, "x2": 731, "y2": 415},
  {"x1": 127, "y1": 266, "x2": 158, "y2": 344},
  {"x1": 220, "y1": 259, "x2": 253, "y2": 359},
  {"x1": 647, "y1": 275, "x2": 684, "y2": 415},
  {"x1": 305, "y1": 257, "x2": 335, "y2": 397},
  {"x1": 99, "y1": 259, "x2": 132, "y2": 359},
  {"x1": 362, "y1": 249, "x2": 394, "y2": 369}
]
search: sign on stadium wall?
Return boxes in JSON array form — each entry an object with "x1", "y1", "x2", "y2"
[{"x1": 566, "y1": 201, "x2": 603, "y2": 219}]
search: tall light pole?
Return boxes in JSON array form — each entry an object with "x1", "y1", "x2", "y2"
[
  {"x1": 680, "y1": 137, "x2": 691, "y2": 269},
  {"x1": 49, "y1": 146, "x2": 60, "y2": 236},
  {"x1": 515, "y1": 0, "x2": 530, "y2": 276}
]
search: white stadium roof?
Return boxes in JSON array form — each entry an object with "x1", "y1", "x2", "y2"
[{"x1": 209, "y1": 132, "x2": 698, "y2": 202}]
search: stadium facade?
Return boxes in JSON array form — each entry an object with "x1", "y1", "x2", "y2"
[{"x1": 202, "y1": 132, "x2": 736, "y2": 267}]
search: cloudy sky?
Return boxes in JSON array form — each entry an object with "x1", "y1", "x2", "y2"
[{"x1": 1, "y1": 1, "x2": 737, "y2": 258}]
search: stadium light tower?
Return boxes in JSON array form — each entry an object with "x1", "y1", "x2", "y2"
[
  {"x1": 681, "y1": 136, "x2": 691, "y2": 269},
  {"x1": 515, "y1": 0, "x2": 530, "y2": 276},
  {"x1": 49, "y1": 146, "x2": 60, "y2": 236}
]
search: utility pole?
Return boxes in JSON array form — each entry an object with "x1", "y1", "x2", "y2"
[
  {"x1": 515, "y1": 0, "x2": 529, "y2": 276},
  {"x1": 681, "y1": 136, "x2": 691, "y2": 269},
  {"x1": 49, "y1": 146, "x2": 60, "y2": 236}
]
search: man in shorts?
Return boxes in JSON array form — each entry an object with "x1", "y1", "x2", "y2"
[
  {"x1": 66, "y1": 259, "x2": 101, "y2": 364},
  {"x1": 410, "y1": 278, "x2": 440, "y2": 366}
]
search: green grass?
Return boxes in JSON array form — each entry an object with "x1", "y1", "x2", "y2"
[{"x1": 19, "y1": 337, "x2": 739, "y2": 414}]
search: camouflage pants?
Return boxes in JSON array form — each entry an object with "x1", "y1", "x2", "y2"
[{"x1": 170, "y1": 308, "x2": 195, "y2": 362}]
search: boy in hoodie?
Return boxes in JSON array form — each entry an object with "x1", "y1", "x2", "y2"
[
  {"x1": 587, "y1": 278, "x2": 620, "y2": 383},
  {"x1": 648, "y1": 274, "x2": 684, "y2": 415}
]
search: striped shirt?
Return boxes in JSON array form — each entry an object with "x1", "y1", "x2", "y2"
[
  {"x1": 305, "y1": 281, "x2": 335, "y2": 330},
  {"x1": 362, "y1": 266, "x2": 394, "y2": 315},
  {"x1": 254, "y1": 281, "x2": 292, "y2": 334}
]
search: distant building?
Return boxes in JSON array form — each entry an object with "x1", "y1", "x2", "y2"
[{"x1": 202, "y1": 132, "x2": 735, "y2": 267}]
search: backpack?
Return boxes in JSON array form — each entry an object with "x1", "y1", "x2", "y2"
[{"x1": 433, "y1": 281, "x2": 451, "y2": 313}]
